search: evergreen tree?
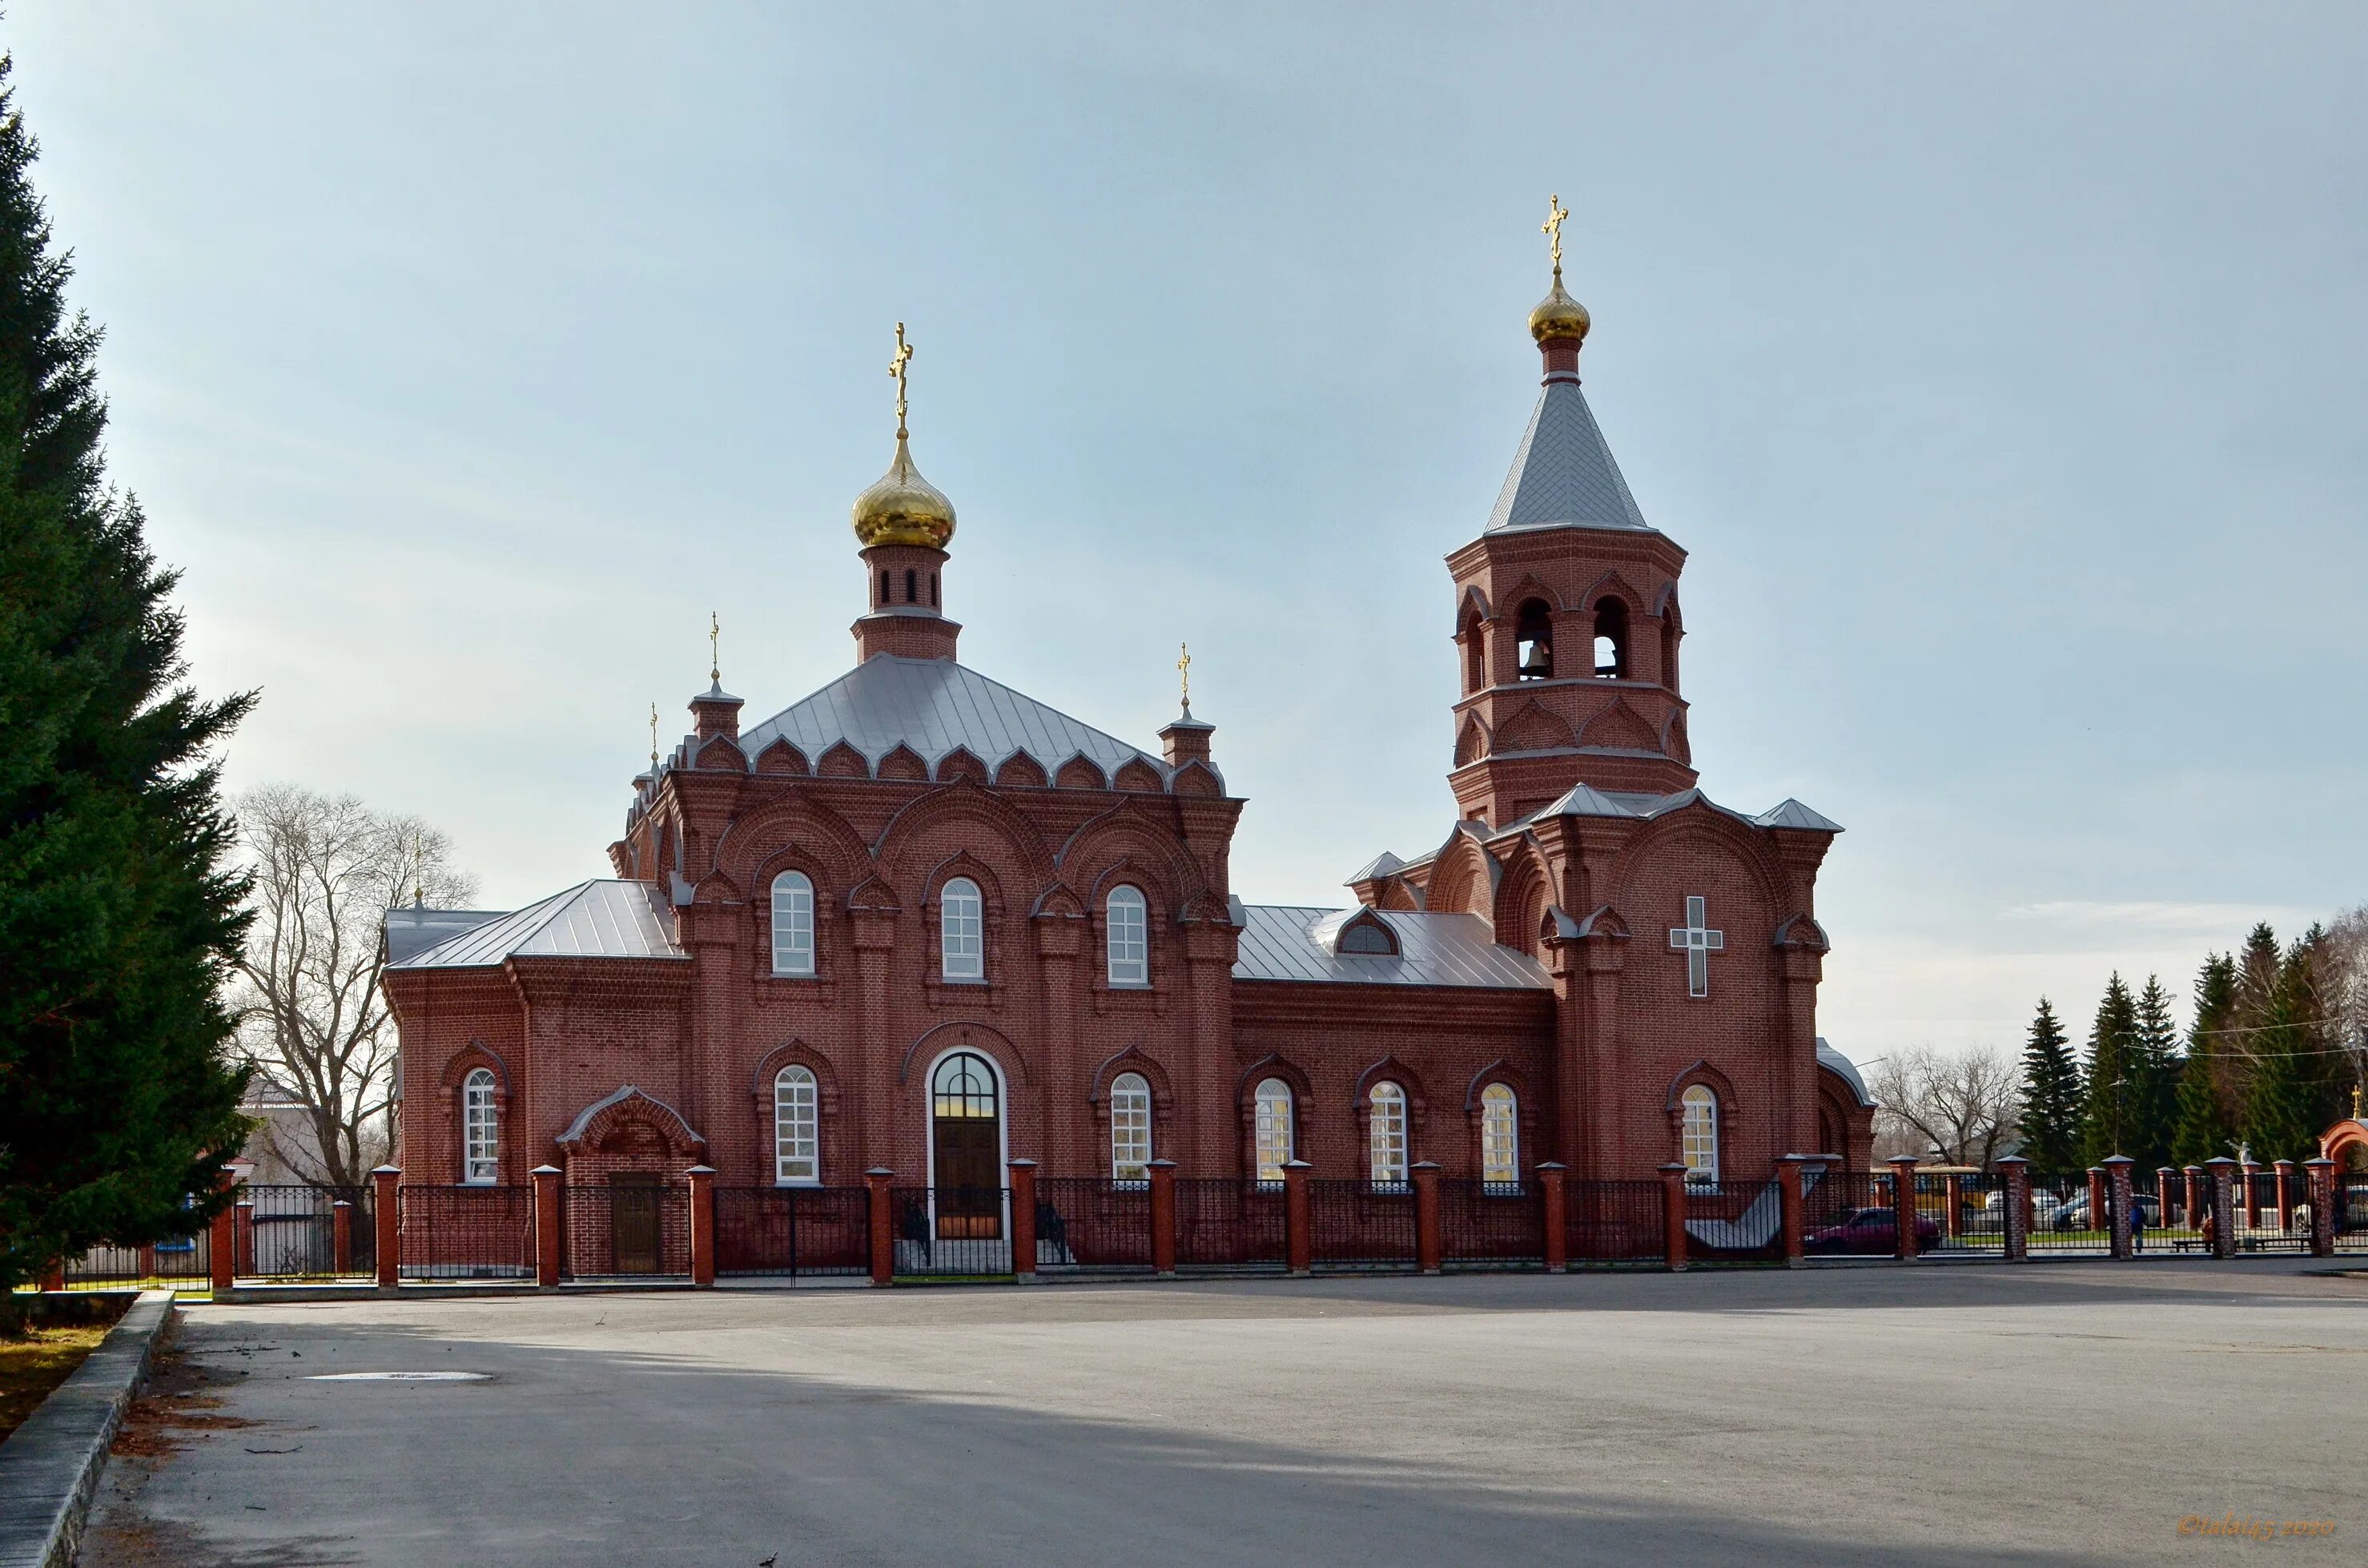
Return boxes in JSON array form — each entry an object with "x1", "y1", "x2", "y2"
[
  {"x1": 2173, "y1": 953, "x2": 2237, "y2": 1164},
  {"x1": 2128, "y1": 976, "x2": 2181, "y2": 1168},
  {"x1": 2241, "y1": 939, "x2": 2329, "y2": 1164},
  {"x1": 0, "y1": 57, "x2": 251, "y2": 1318},
  {"x1": 2079, "y1": 975, "x2": 2140, "y2": 1164},
  {"x1": 2016, "y1": 998, "x2": 2084, "y2": 1171}
]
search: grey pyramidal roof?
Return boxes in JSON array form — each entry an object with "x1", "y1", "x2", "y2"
[
  {"x1": 1486, "y1": 377, "x2": 1653, "y2": 535},
  {"x1": 737, "y1": 656, "x2": 1165, "y2": 780},
  {"x1": 1232, "y1": 903, "x2": 1550, "y2": 990},
  {"x1": 386, "y1": 880, "x2": 686, "y2": 969}
]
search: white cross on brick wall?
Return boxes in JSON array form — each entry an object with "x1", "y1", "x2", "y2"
[{"x1": 1668, "y1": 895, "x2": 1724, "y2": 999}]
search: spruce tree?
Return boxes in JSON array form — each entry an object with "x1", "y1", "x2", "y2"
[
  {"x1": 0, "y1": 56, "x2": 251, "y2": 1316},
  {"x1": 2241, "y1": 935, "x2": 2333, "y2": 1164},
  {"x1": 2016, "y1": 998, "x2": 2083, "y2": 1172},
  {"x1": 2173, "y1": 952, "x2": 2239, "y2": 1165},
  {"x1": 2079, "y1": 975, "x2": 2140, "y2": 1164},
  {"x1": 2129, "y1": 976, "x2": 2181, "y2": 1169}
]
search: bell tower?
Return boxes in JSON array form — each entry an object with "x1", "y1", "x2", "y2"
[
  {"x1": 851, "y1": 321, "x2": 962, "y2": 663},
  {"x1": 1445, "y1": 199, "x2": 1697, "y2": 828}
]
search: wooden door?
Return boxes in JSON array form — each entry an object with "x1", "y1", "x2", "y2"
[
  {"x1": 610, "y1": 1173, "x2": 661, "y2": 1273},
  {"x1": 931, "y1": 1051, "x2": 1002, "y2": 1240}
]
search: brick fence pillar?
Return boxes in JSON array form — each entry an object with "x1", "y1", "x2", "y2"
[
  {"x1": 1412, "y1": 1162, "x2": 1442, "y2": 1276},
  {"x1": 2273, "y1": 1160, "x2": 2297, "y2": 1236},
  {"x1": 1284, "y1": 1160, "x2": 1313, "y2": 1276},
  {"x1": 2205, "y1": 1157, "x2": 2237, "y2": 1259},
  {"x1": 371, "y1": 1166, "x2": 400, "y2": 1288},
  {"x1": 1659, "y1": 1164, "x2": 1690, "y2": 1272},
  {"x1": 2085, "y1": 1168, "x2": 2106, "y2": 1237},
  {"x1": 1998, "y1": 1156, "x2": 2029, "y2": 1261},
  {"x1": 2303, "y1": 1158, "x2": 2336, "y2": 1258},
  {"x1": 687, "y1": 1165, "x2": 716, "y2": 1288},
  {"x1": 39, "y1": 1257, "x2": 65, "y2": 1293},
  {"x1": 1889, "y1": 1156, "x2": 1921, "y2": 1261},
  {"x1": 1537, "y1": 1163, "x2": 1567, "y2": 1273},
  {"x1": 1007, "y1": 1159, "x2": 1038, "y2": 1284},
  {"x1": 2240, "y1": 1160, "x2": 2260, "y2": 1228},
  {"x1": 2103, "y1": 1155, "x2": 2136, "y2": 1259},
  {"x1": 332, "y1": 1200, "x2": 354, "y2": 1276},
  {"x1": 233, "y1": 1200, "x2": 255, "y2": 1278},
  {"x1": 2183, "y1": 1166, "x2": 2204, "y2": 1233},
  {"x1": 866, "y1": 1168, "x2": 895, "y2": 1287},
  {"x1": 2155, "y1": 1167, "x2": 2179, "y2": 1232},
  {"x1": 1147, "y1": 1159, "x2": 1177, "y2": 1278},
  {"x1": 1777, "y1": 1156, "x2": 1810, "y2": 1268},
  {"x1": 531, "y1": 1165, "x2": 562, "y2": 1289}
]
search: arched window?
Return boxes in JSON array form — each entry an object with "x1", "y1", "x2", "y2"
[
  {"x1": 1110, "y1": 1071, "x2": 1152, "y2": 1183},
  {"x1": 1681, "y1": 1084, "x2": 1719, "y2": 1185},
  {"x1": 904, "y1": 567, "x2": 918, "y2": 603},
  {"x1": 774, "y1": 1066, "x2": 818, "y2": 1184},
  {"x1": 1253, "y1": 1079, "x2": 1294, "y2": 1184},
  {"x1": 940, "y1": 877, "x2": 983, "y2": 980},
  {"x1": 770, "y1": 870, "x2": 814, "y2": 976},
  {"x1": 1461, "y1": 613, "x2": 1486, "y2": 694},
  {"x1": 1480, "y1": 1083, "x2": 1519, "y2": 1189},
  {"x1": 1368, "y1": 1082, "x2": 1409, "y2": 1188},
  {"x1": 1105, "y1": 884, "x2": 1148, "y2": 985},
  {"x1": 1515, "y1": 597, "x2": 1554, "y2": 680},
  {"x1": 462, "y1": 1068, "x2": 498, "y2": 1185},
  {"x1": 1593, "y1": 597, "x2": 1630, "y2": 679},
  {"x1": 878, "y1": 568, "x2": 891, "y2": 605},
  {"x1": 930, "y1": 572, "x2": 940, "y2": 608}
]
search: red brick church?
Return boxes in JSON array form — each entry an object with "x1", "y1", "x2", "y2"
[{"x1": 384, "y1": 234, "x2": 1876, "y2": 1221}]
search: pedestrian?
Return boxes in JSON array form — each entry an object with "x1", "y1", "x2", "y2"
[
  {"x1": 2200, "y1": 1207, "x2": 2217, "y2": 1252},
  {"x1": 2291, "y1": 1200, "x2": 2312, "y2": 1240},
  {"x1": 2131, "y1": 1194, "x2": 2147, "y2": 1253}
]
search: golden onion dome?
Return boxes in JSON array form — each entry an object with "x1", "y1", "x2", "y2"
[
  {"x1": 850, "y1": 433, "x2": 956, "y2": 550},
  {"x1": 1528, "y1": 271, "x2": 1591, "y2": 345}
]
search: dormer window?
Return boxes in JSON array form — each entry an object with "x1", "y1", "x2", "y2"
[{"x1": 1334, "y1": 911, "x2": 1399, "y2": 956}]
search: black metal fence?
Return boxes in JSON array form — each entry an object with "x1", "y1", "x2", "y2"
[
  {"x1": 892, "y1": 1186, "x2": 1014, "y2": 1278},
  {"x1": 60, "y1": 1227, "x2": 212, "y2": 1292},
  {"x1": 1034, "y1": 1179, "x2": 1156, "y2": 1275},
  {"x1": 714, "y1": 1186, "x2": 870, "y2": 1279},
  {"x1": 1799, "y1": 1168, "x2": 1896, "y2": 1256},
  {"x1": 1682, "y1": 1180, "x2": 1783, "y2": 1263},
  {"x1": 1438, "y1": 1179, "x2": 1544, "y2": 1268},
  {"x1": 2233, "y1": 1172, "x2": 2311, "y2": 1254},
  {"x1": 2024, "y1": 1172, "x2": 2109, "y2": 1256},
  {"x1": 562, "y1": 1183, "x2": 692, "y2": 1279},
  {"x1": 1568, "y1": 1179, "x2": 1666, "y2": 1266},
  {"x1": 1308, "y1": 1179, "x2": 1417, "y2": 1269},
  {"x1": 2133, "y1": 1170, "x2": 2206, "y2": 1254},
  {"x1": 400, "y1": 1184, "x2": 536, "y2": 1281},
  {"x1": 2339, "y1": 1175, "x2": 2368, "y2": 1254},
  {"x1": 1917, "y1": 1172, "x2": 2007, "y2": 1257},
  {"x1": 1174, "y1": 1180, "x2": 1287, "y2": 1270},
  {"x1": 240, "y1": 1184, "x2": 376, "y2": 1277}
]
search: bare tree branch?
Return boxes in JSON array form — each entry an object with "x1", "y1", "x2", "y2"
[
  {"x1": 1870, "y1": 1045, "x2": 2023, "y2": 1169},
  {"x1": 227, "y1": 786, "x2": 476, "y2": 1188}
]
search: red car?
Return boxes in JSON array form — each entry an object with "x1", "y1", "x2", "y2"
[{"x1": 1804, "y1": 1207, "x2": 1941, "y2": 1256}]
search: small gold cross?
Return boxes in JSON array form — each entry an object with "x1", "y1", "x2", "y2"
[
  {"x1": 1176, "y1": 642, "x2": 1192, "y2": 709},
  {"x1": 709, "y1": 610, "x2": 721, "y2": 684},
  {"x1": 1542, "y1": 193, "x2": 1570, "y2": 275},
  {"x1": 649, "y1": 702, "x2": 659, "y2": 767},
  {"x1": 889, "y1": 322, "x2": 914, "y2": 437}
]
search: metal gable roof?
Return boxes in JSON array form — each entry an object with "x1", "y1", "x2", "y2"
[
  {"x1": 736, "y1": 656, "x2": 1164, "y2": 780},
  {"x1": 1232, "y1": 904, "x2": 1550, "y2": 990},
  {"x1": 1485, "y1": 376, "x2": 1653, "y2": 536},
  {"x1": 386, "y1": 880, "x2": 686, "y2": 969},
  {"x1": 382, "y1": 907, "x2": 509, "y2": 964}
]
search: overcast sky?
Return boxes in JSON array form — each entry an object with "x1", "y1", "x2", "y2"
[{"x1": 11, "y1": 5, "x2": 2364, "y2": 1055}]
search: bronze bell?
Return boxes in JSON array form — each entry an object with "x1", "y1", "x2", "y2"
[{"x1": 1520, "y1": 640, "x2": 1554, "y2": 677}]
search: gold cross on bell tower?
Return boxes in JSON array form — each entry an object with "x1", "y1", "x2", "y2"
[
  {"x1": 708, "y1": 610, "x2": 721, "y2": 685},
  {"x1": 1176, "y1": 642, "x2": 1192, "y2": 709},
  {"x1": 648, "y1": 702, "x2": 659, "y2": 768},
  {"x1": 889, "y1": 322, "x2": 914, "y2": 439},
  {"x1": 1542, "y1": 193, "x2": 1570, "y2": 279}
]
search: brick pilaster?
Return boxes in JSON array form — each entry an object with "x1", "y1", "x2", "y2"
[
  {"x1": 1284, "y1": 1160, "x2": 1312, "y2": 1276},
  {"x1": 1008, "y1": 1159, "x2": 1038, "y2": 1283},
  {"x1": 1659, "y1": 1163, "x2": 1689, "y2": 1271},
  {"x1": 2205, "y1": 1157, "x2": 2237, "y2": 1259},
  {"x1": 1777, "y1": 1155, "x2": 1810, "y2": 1268},
  {"x1": 532, "y1": 1165, "x2": 562, "y2": 1288},
  {"x1": 1412, "y1": 1162, "x2": 1442, "y2": 1275},
  {"x1": 2103, "y1": 1155, "x2": 2135, "y2": 1260},
  {"x1": 1997, "y1": 1157, "x2": 2029, "y2": 1261},
  {"x1": 687, "y1": 1164, "x2": 717, "y2": 1287},
  {"x1": 1147, "y1": 1159, "x2": 1177, "y2": 1277},
  {"x1": 866, "y1": 1168, "x2": 895, "y2": 1286},
  {"x1": 372, "y1": 1165, "x2": 400, "y2": 1289},
  {"x1": 2303, "y1": 1158, "x2": 2336, "y2": 1258},
  {"x1": 1537, "y1": 1163, "x2": 1567, "y2": 1273}
]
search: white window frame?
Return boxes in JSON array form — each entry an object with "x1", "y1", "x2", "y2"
[
  {"x1": 940, "y1": 877, "x2": 984, "y2": 981},
  {"x1": 462, "y1": 1068, "x2": 499, "y2": 1185},
  {"x1": 1104, "y1": 885, "x2": 1148, "y2": 987},
  {"x1": 774, "y1": 1065, "x2": 819, "y2": 1185},
  {"x1": 1109, "y1": 1071, "x2": 1152, "y2": 1184},
  {"x1": 1368, "y1": 1082, "x2": 1409, "y2": 1190},
  {"x1": 1253, "y1": 1078, "x2": 1294, "y2": 1184},
  {"x1": 1681, "y1": 1084, "x2": 1719, "y2": 1185},
  {"x1": 771, "y1": 870, "x2": 815, "y2": 976},
  {"x1": 1480, "y1": 1083, "x2": 1519, "y2": 1189}
]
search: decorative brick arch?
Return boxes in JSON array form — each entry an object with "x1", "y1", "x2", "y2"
[
  {"x1": 2322, "y1": 1119, "x2": 2368, "y2": 1172},
  {"x1": 555, "y1": 1087, "x2": 708, "y2": 1185},
  {"x1": 1492, "y1": 839, "x2": 1554, "y2": 954},
  {"x1": 717, "y1": 793, "x2": 870, "y2": 894},
  {"x1": 1059, "y1": 802, "x2": 1199, "y2": 908},
  {"x1": 1578, "y1": 569, "x2": 1647, "y2": 618},
  {"x1": 1425, "y1": 832, "x2": 1498, "y2": 918},
  {"x1": 1463, "y1": 1059, "x2": 1540, "y2": 1180},
  {"x1": 1088, "y1": 1045, "x2": 1180, "y2": 1171},
  {"x1": 1664, "y1": 1059, "x2": 1741, "y2": 1171},
  {"x1": 750, "y1": 1041, "x2": 846, "y2": 1185},
  {"x1": 438, "y1": 1041, "x2": 514, "y2": 1185},
  {"x1": 1353, "y1": 1055, "x2": 1430, "y2": 1171},
  {"x1": 1236, "y1": 1054, "x2": 1313, "y2": 1176},
  {"x1": 874, "y1": 780, "x2": 1057, "y2": 887},
  {"x1": 993, "y1": 750, "x2": 1049, "y2": 788},
  {"x1": 1454, "y1": 713, "x2": 1490, "y2": 767},
  {"x1": 896, "y1": 1019, "x2": 1033, "y2": 1093}
]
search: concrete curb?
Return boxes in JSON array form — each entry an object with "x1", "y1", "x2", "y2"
[{"x1": 0, "y1": 1289, "x2": 175, "y2": 1568}]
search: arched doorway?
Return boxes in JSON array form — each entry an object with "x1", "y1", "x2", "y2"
[{"x1": 930, "y1": 1050, "x2": 1003, "y2": 1240}]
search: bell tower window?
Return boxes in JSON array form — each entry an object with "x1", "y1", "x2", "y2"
[
  {"x1": 1515, "y1": 599, "x2": 1554, "y2": 680},
  {"x1": 904, "y1": 568, "x2": 918, "y2": 603},
  {"x1": 1593, "y1": 597, "x2": 1629, "y2": 679}
]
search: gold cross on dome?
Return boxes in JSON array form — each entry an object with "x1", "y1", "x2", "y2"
[
  {"x1": 1176, "y1": 642, "x2": 1192, "y2": 709},
  {"x1": 1542, "y1": 194, "x2": 1570, "y2": 275},
  {"x1": 889, "y1": 322, "x2": 914, "y2": 437},
  {"x1": 709, "y1": 610, "x2": 721, "y2": 684}
]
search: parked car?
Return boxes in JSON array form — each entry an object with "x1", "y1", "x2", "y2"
[
  {"x1": 1803, "y1": 1207, "x2": 1940, "y2": 1256},
  {"x1": 2048, "y1": 1194, "x2": 2160, "y2": 1232}
]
